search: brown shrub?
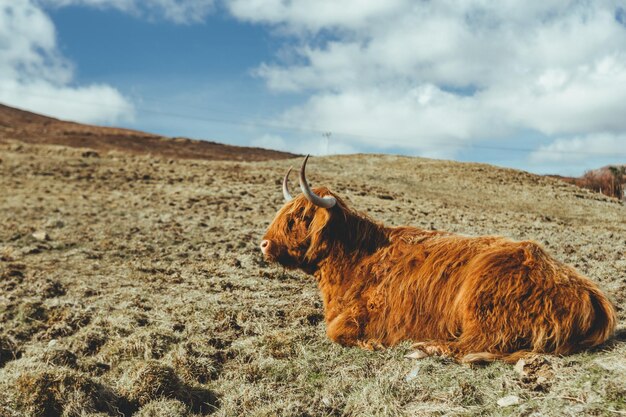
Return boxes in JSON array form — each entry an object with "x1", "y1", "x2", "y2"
[{"x1": 579, "y1": 166, "x2": 625, "y2": 199}]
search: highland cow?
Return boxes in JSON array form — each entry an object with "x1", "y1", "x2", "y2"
[{"x1": 260, "y1": 156, "x2": 616, "y2": 363}]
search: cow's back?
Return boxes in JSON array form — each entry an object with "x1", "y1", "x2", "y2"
[
  {"x1": 361, "y1": 229, "x2": 615, "y2": 356},
  {"x1": 364, "y1": 230, "x2": 507, "y2": 344}
]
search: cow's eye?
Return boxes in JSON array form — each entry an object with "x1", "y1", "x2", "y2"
[{"x1": 287, "y1": 219, "x2": 295, "y2": 230}]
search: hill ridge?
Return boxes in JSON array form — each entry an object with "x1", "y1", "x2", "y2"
[{"x1": 0, "y1": 102, "x2": 296, "y2": 162}]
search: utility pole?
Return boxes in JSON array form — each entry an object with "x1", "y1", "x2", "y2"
[{"x1": 322, "y1": 132, "x2": 332, "y2": 155}]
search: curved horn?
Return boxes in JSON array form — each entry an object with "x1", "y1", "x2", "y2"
[
  {"x1": 282, "y1": 167, "x2": 293, "y2": 202},
  {"x1": 299, "y1": 155, "x2": 336, "y2": 208}
]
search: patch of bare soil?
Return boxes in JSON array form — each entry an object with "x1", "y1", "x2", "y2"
[
  {"x1": 0, "y1": 141, "x2": 624, "y2": 416},
  {"x1": 0, "y1": 103, "x2": 296, "y2": 161}
]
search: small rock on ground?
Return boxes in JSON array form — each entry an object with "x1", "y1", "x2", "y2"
[{"x1": 497, "y1": 395, "x2": 520, "y2": 407}]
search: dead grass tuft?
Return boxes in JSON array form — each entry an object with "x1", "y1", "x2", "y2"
[
  {"x1": 37, "y1": 279, "x2": 66, "y2": 299},
  {"x1": 41, "y1": 349, "x2": 78, "y2": 369},
  {"x1": 99, "y1": 328, "x2": 178, "y2": 364},
  {"x1": 15, "y1": 369, "x2": 130, "y2": 417},
  {"x1": 170, "y1": 344, "x2": 220, "y2": 384},
  {"x1": 0, "y1": 263, "x2": 24, "y2": 292},
  {"x1": 38, "y1": 306, "x2": 92, "y2": 341},
  {"x1": 6, "y1": 301, "x2": 49, "y2": 340},
  {"x1": 124, "y1": 361, "x2": 180, "y2": 406},
  {"x1": 260, "y1": 331, "x2": 298, "y2": 359},
  {"x1": 78, "y1": 357, "x2": 111, "y2": 376},
  {"x1": 71, "y1": 328, "x2": 109, "y2": 355},
  {"x1": 16, "y1": 301, "x2": 48, "y2": 323},
  {"x1": 121, "y1": 360, "x2": 219, "y2": 413},
  {"x1": 2, "y1": 301, "x2": 90, "y2": 343},
  {"x1": 0, "y1": 246, "x2": 18, "y2": 262},
  {"x1": 135, "y1": 398, "x2": 189, "y2": 417},
  {"x1": 0, "y1": 335, "x2": 21, "y2": 368}
]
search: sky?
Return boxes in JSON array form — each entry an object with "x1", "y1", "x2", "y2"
[{"x1": 1, "y1": 0, "x2": 626, "y2": 176}]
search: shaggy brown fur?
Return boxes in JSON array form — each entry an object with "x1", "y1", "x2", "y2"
[{"x1": 261, "y1": 187, "x2": 616, "y2": 363}]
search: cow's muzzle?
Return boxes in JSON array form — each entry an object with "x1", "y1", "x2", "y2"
[{"x1": 260, "y1": 239, "x2": 271, "y2": 256}]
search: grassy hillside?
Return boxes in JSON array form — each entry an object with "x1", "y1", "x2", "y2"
[
  {"x1": 0, "y1": 103, "x2": 296, "y2": 162},
  {"x1": 0, "y1": 141, "x2": 624, "y2": 416}
]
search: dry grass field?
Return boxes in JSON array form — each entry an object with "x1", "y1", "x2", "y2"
[{"x1": 1, "y1": 138, "x2": 625, "y2": 416}]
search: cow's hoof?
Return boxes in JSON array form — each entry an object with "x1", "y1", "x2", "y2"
[
  {"x1": 411, "y1": 341, "x2": 451, "y2": 356},
  {"x1": 358, "y1": 340, "x2": 384, "y2": 351},
  {"x1": 404, "y1": 349, "x2": 429, "y2": 359}
]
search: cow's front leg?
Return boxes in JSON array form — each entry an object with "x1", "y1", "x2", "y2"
[{"x1": 326, "y1": 307, "x2": 366, "y2": 346}]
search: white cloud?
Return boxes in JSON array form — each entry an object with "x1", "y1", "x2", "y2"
[
  {"x1": 251, "y1": 133, "x2": 289, "y2": 151},
  {"x1": 493, "y1": 56, "x2": 626, "y2": 135},
  {"x1": 278, "y1": 86, "x2": 502, "y2": 157},
  {"x1": 231, "y1": 0, "x2": 626, "y2": 163},
  {"x1": 0, "y1": 0, "x2": 133, "y2": 124},
  {"x1": 4, "y1": 0, "x2": 624, "y2": 174},
  {"x1": 251, "y1": 133, "x2": 357, "y2": 156},
  {"x1": 228, "y1": 0, "x2": 408, "y2": 33},
  {"x1": 0, "y1": 80, "x2": 134, "y2": 125},
  {"x1": 530, "y1": 133, "x2": 626, "y2": 163},
  {"x1": 40, "y1": 0, "x2": 215, "y2": 23},
  {"x1": 528, "y1": 132, "x2": 626, "y2": 175}
]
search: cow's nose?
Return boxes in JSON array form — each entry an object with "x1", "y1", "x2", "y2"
[{"x1": 260, "y1": 239, "x2": 270, "y2": 254}]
